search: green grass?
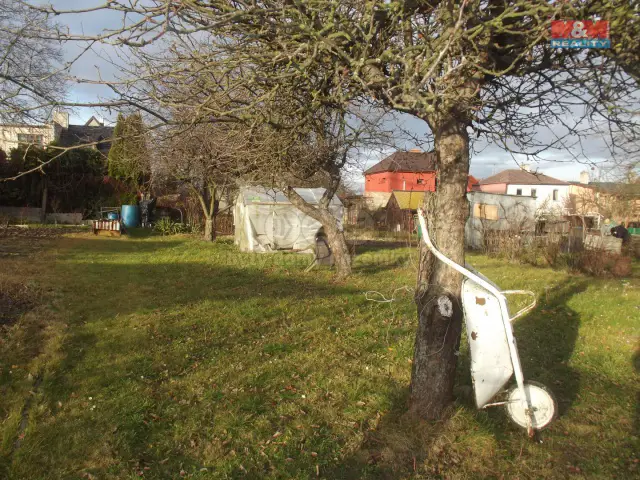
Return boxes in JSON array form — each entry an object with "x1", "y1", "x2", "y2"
[{"x1": 0, "y1": 233, "x2": 638, "y2": 479}]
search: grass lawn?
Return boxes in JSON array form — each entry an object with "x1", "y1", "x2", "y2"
[{"x1": 0, "y1": 232, "x2": 638, "y2": 479}]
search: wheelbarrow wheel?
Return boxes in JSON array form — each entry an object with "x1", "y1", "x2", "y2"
[{"x1": 505, "y1": 381, "x2": 557, "y2": 431}]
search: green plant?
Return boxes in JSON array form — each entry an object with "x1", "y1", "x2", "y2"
[
  {"x1": 154, "y1": 217, "x2": 175, "y2": 236},
  {"x1": 154, "y1": 218, "x2": 191, "y2": 235},
  {"x1": 171, "y1": 222, "x2": 189, "y2": 234}
]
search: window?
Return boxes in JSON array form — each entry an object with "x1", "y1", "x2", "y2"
[
  {"x1": 380, "y1": 177, "x2": 386, "y2": 183},
  {"x1": 552, "y1": 189, "x2": 559, "y2": 201},
  {"x1": 473, "y1": 203, "x2": 499, "y2": 220},
  {"x1": 416, "y1": 178, "x2": 424, "y2": 185},
  {"x1": 516, "y1": 188, "x2": 522, "y2": 196},
  {"x1": 17, "y1": 134, "x2": 44, "y2": 146},
  {"x1": 531, "y1": 188, "x2": 537, "y2": 198}
]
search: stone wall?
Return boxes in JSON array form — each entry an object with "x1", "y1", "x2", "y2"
[
  {"x1": 46, "y1": 213, "x2": 83, "y2": 224},
  {"x1": 0, "y1": 206, "x2": 83, "y2": 224},
  {"x1": 0, "y1": 206, "x2": 42, "y2": 223}
]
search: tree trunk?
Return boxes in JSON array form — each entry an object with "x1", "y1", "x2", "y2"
[
  {"x1": 322, "y1": 220, "x2": 352, "y2": 280},
  {"x1": 191, "y1": 183, "x2": 219, "y2": 242},
  {"x1": 284, "y1": 188, "x2": 352, "y2": 280},
  {"x1": 409, "y1": 117, "x2": 470, "y2": 420},
  {"x1": 40, "y1": 177, "x2": 48, "y2": 224},
  {"x1": 204, "y1": 216, "x2": 215, "y2": 242}
]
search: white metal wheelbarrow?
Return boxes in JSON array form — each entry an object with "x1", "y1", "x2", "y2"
[{"x1": 416, "y1": 209, "x2": 557, "y2": 437}]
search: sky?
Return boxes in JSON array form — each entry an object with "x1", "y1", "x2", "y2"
[{"x1": 46, "y1": 0, "x2": 623, "y2": 191}]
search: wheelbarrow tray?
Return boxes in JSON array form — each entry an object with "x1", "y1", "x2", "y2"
[{"x1": 462, "y1": 277, "x2": 514, "y2": 408}]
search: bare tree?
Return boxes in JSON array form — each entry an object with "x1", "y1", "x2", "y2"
[
  {"x1": 22, "y1": 1, "x2": 640, "y2": 420},
  {"x1": 0, "y1": 0, "x2": 66, "y2": 123},
  {"x1": 155, "y1": 120, "x2": 251, "y2": 241}
]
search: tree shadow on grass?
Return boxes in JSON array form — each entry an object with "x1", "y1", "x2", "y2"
[
  {"x1": 354, "y1": 255, "x2": 411, "y2": 275},
  {"x1": 634, "y1": 345, "x2": 640, "y2": 438},
  {"x1": 350, "y1": 240, "x2": 415, "y2": 254},
  {"x1": 510, "y1": 280, "x2": 587, "y2": 416},
  {"x1": 6, "y1": 237, "x2": 593, "y2": 478},
  {"x1": 15, "y1": 245, "x2": 372, "y2": 477}
]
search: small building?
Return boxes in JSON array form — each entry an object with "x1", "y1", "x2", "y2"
[
  {"x1": 465, "y1": 191, "x2": 536, "y2": 249},
  {"x1": 569, "y1": 176, "x2": 640, "y2": 227},
  {"x1": 478, "y1": 167, "x2": 569, "y2": 215},
  {"x1": 385, "y1": 190, "x2": 427, "y2": 232},
  {"x1": 341, "y1": 194, "x2": 383, "y2": 228},
  {"x1": 233, "y1": 187, "x2": 343, "y2": 253}
]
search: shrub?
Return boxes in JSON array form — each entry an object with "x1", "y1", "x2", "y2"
[
  {"x1": 154, "y1": 218, "x2": 191, "y2": 235},
  {"x1": 155, "y1": 218, "x2": 176, "y2": 235},
  {"x1": 480, "y1": 230, "x2": 632, "y2": 278}
]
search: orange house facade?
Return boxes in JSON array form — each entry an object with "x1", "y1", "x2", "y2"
[
  {"x1": 364, "y1": 150, "x2": 478, "y2": 203},
  {"x1": 365, "y1": 170, "x2": 437, "y2": 193}
]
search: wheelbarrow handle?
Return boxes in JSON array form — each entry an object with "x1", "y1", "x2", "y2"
[
  {"x1": 501, "y1": 290, "x2": 537, "y2": 322},
  {"x1": 417, "y1": 208, "x2": 506, "y2": 301}
]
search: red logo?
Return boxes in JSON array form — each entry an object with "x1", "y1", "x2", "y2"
[{"x1": 551, "y1": 21, "x2": 609, "y2": 39}]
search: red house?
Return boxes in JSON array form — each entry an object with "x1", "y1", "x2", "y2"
[
  {"x1": 365, "y1": 150, "x2": 438, "y2": 193},
  {"x1": 364, "y1": 149, "x2": 478, "y2": 198}
]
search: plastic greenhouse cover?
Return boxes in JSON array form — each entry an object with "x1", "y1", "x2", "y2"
[
  {"x1": 240, "y1": 187, "x2": 343, "y2": 206},
  {"x1": 235, "y1": 187, "x2": 344, "y2": 252}
]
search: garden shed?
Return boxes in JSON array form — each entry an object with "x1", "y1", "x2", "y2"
[
  {"x1": 385, "y1": 190, "x2": 427, "y2": 232},
  {"x1": 233, "y1": 187, "x2": 344, "y2": 253}
]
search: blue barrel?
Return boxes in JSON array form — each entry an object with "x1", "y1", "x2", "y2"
[
  {"x1": 120, "y1": 204, "x2": 140, "y2": 228},
  {"x1": 107, "y1": 212, "x2": 119, "y2": 220}
]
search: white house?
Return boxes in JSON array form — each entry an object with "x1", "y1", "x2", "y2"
[{"x1": 478, "y1": 167, "x2": 570, "y2": 215}]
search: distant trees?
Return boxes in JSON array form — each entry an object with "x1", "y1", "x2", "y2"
[
  {"x1": 156, "y1": 120, "x2": 249, "y2": 242},
  {"x1": 0, "y1": 144, "x2": 109, "y2": 218},
  {"x1": 108, "y1": 113, "x2": 150, "y2": 190}
]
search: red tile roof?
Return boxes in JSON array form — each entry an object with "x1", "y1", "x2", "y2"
[
  {"x1": 480, "y1": 169, "x2": 568, "y2": 186},
  {"x1": 364, "y1": 150, "x2": 437, "y2": 175}
]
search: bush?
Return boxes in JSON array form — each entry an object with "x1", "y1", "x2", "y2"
[
  {"x1": 481, "y1": 230, "x2": 632, "y2": 278},
  {"x1": 481, "y1": 229, "x2": 529, "y2": 262},
  {"x1": 154, "y1": 218, "x2": 191, "y2": 235}
]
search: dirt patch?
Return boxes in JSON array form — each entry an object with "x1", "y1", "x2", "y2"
[
  {"x1": 0, "y1": 225, "x2": 88, "y2": 238},
  {"x1": 0, "y1": 226, "x2": 89, "y2": 257},
  {"x1": 0, "y1": 281, "x2": 39, "y2": 326}
]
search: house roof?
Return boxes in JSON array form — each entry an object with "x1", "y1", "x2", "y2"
[
  {"x1": 364, "y1": 150, "x2": 437, "y2": 175},
  {"x1": 85, "y1": 116, "x2": 103, "y2": 126},
  {"x1": 58, "y1": 124, "x2": 114, "y2": 154},
  {"x1": 390, "y1": 190, "x2": 427, "y2": 210},
  {"x1": 480, "y1": 169, "x2": 568, "y2": 186}
]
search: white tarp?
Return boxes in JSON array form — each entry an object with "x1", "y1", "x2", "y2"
[{"x1": 234, "y1": 187, "x2": 343, "y2": 252}]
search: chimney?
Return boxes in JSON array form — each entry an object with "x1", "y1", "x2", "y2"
[
  {"x1": 579, "y1": 171, "x2": 590, "y2": 185},
  {"x1": 53, "y1": 109, "x2": 69, "y2": 129},
  {"x1": 521, "y1": 164, "x2": 531, "y2": 172}
]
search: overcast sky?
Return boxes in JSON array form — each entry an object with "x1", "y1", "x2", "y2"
[{"x1": 48, "y1": 0, "x2": 621, "y2": 190}]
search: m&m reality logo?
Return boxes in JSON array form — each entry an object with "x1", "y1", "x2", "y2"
[{"x1": 551, "y1": 20, "x2": 610, "y2": 49}]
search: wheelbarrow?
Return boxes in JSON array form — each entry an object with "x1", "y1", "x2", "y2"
[{"x1": 416, "y1": 209, "x2": 556, "y2": 437}]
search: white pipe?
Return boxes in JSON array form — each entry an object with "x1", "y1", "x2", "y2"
[{"x1": 416, "y1": 208, "x2": 534, "y2": 436}]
